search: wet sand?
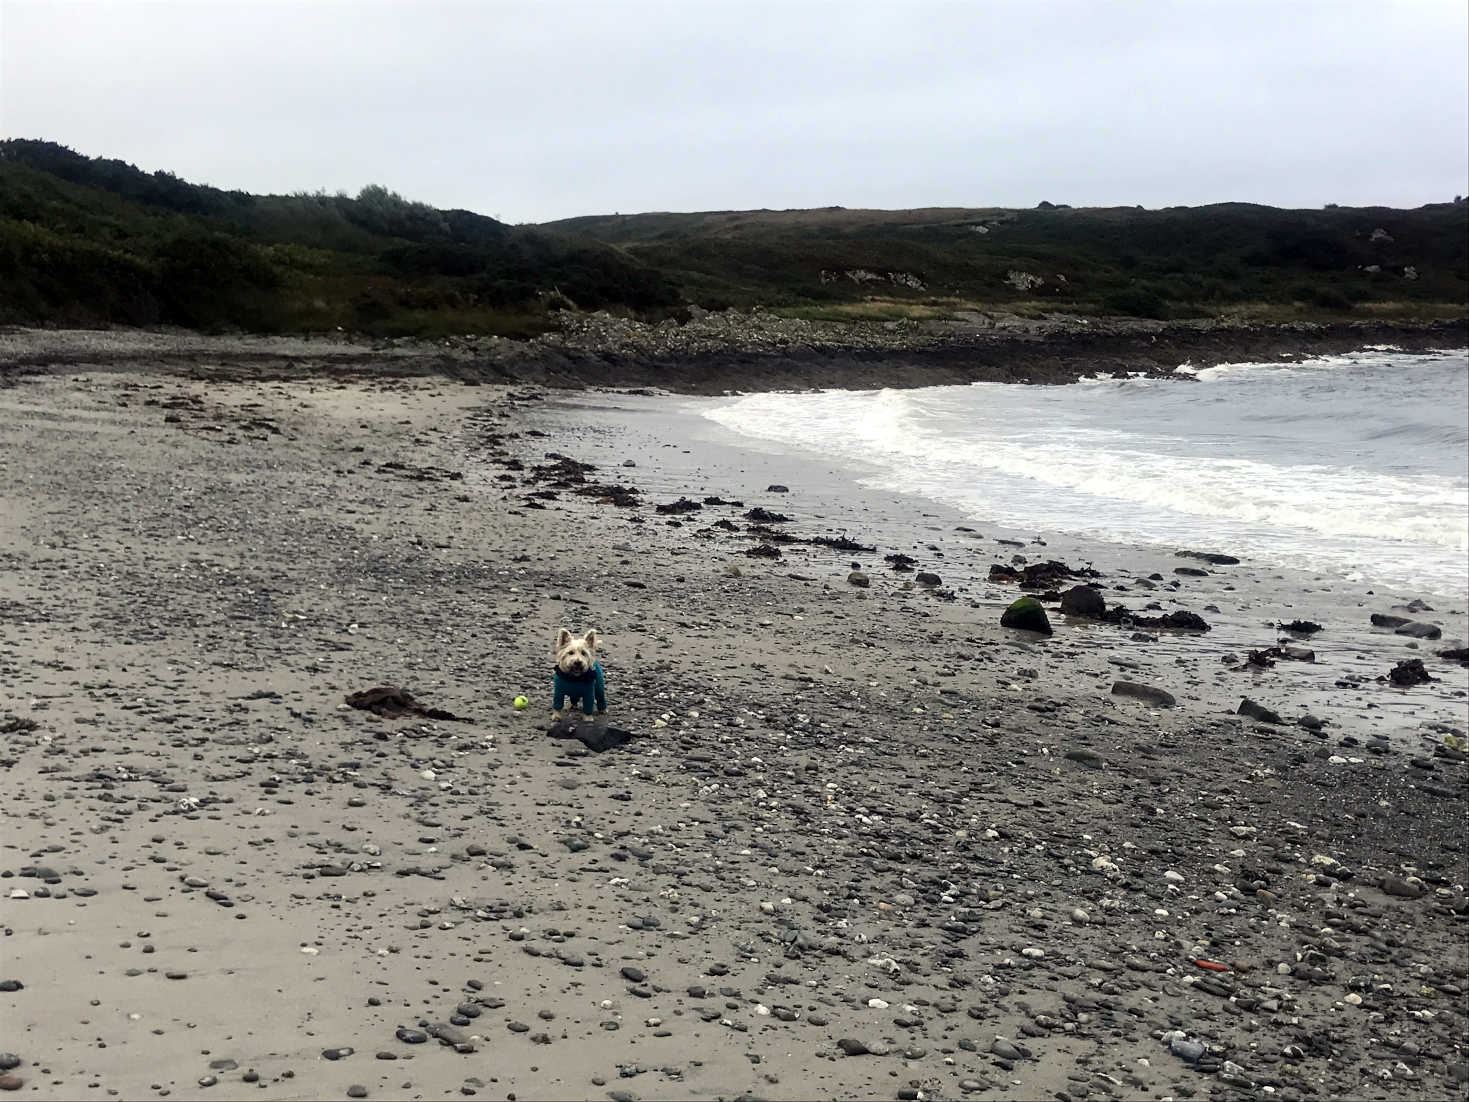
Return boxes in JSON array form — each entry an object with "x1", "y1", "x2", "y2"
[{"x1": 1, "y1": 363, "x2": 1467, "y2": 1102}]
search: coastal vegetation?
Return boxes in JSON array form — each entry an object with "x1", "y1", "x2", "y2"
[{"x1": 2, "y1": 139, "x2": 1465, "y2": 337}]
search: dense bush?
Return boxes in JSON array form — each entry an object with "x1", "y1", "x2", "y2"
[
  {"x1": 0, "y1": 140, "x2": 681, "y2": 333},
  {"x1": 1102, "y1": 286, "x2": 1171, "y2": 319}
]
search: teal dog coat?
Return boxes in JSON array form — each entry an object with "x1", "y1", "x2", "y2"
[{"x1": 553, "y1": 662, "x2": 607, "y2": 716}]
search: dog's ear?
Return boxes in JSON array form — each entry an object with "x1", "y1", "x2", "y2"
[
  {"x1": 582, "y1": 629, "x2": 598, "y2": 651},
  {"x1": 555, "y1": 627, "x2": 573, "y2": 649}
]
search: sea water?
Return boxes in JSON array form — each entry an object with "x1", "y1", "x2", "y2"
[{"x1": 703, "y1": 348, "x2": 1469, "y2": 599}]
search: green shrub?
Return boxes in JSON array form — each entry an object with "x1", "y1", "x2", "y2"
[
  {"x1": 1102, "y1": 286, "x2": 1171, "y2": 319},
  {"x1": 1296, "y1": 284, "x2": 1355, "y2": 310}
]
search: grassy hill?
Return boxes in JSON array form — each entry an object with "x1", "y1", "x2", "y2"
[
  {"x1": 544, "y1": 202, "x2": 1469, "y2": 321},
  {"x1": 2, "y1": 139, "x2": 1465, "y2": 337},
  {"x1": 0, "y1": 139, "x2": 679, "y2": 336}
]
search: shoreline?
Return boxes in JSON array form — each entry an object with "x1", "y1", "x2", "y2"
[
  {"x1": 2, "y1": 316, "x2": 1465, "y2": 393},
  {"x1": 1, "y1": 357, "x2": 1466, "y2": 1101},
  {"x1": 518, "y1": 387, "x2": 1469, "y2": 748}
]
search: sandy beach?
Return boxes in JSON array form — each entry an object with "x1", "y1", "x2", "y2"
[{"x1": 2, "y1": 340, "x2": 1467, "y2": 1102}]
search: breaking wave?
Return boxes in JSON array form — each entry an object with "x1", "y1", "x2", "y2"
[{"x1": 704, "y1": 349, "x2": 1469, "y2": 591}]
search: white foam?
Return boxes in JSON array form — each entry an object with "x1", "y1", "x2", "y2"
[
  {"x1": 709, "y1": 392, "x2": 1467, "y2": 552},
  {"x1": 704, "y1": 359, "x2": 1469, "y2": 593}
]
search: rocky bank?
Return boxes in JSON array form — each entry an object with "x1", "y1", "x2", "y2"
[{"x1": 2, "y1": 313, "x2": 1465, "y2": 394}]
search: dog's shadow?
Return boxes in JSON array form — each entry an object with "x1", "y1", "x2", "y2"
[{"x1": 545, "y1": 718, "x2": 640, "y2": 753}]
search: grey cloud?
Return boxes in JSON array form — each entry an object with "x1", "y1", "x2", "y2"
[{"x1": 3, "y1": 0, "x2": 1465, "y2": 222}]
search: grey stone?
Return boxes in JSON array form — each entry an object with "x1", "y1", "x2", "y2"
[
  {"x1": 1379, "y1": 876, "x2": 1425, "y2": 899},
  {"x1": 1060, "y1": 585, "x2": 1105, "y2": 618},
  {"x1": 1395, "y1": 621, "x2": 1442, "y2": 640},
  {"x1": 1169, "y1": 1036, "x2": 1206, "y2": 1062},
  {"x1": 1111, "y1": 681, "x2": 1175, "y2": 708},
  {"x1": 990, "y1": 1037, "x2": 1030, "y2": 1060},
  {"x1": 1238, "y1": 698, "x2": 1282, "y2": 724}
]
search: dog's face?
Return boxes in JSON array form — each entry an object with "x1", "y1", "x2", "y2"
[{"x1": 555, "y1": 627, "x2": 598, "y2": 676}]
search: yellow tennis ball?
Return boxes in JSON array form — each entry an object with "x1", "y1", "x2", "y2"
[{"x1": 513, "y1": 695, "x2": 529, "y2": 710}]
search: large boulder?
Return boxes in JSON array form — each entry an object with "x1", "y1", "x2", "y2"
[
  {"x1": 1001, "y1": 597, "x2": 1052, "y2": 635},
  {"x1": 1060, "y1": 585, "x2": 1105, "y2": 618},
  {"x1": 1162, "y1": 610, "x2": 1211, "y2": 632},
  {"x1": 1238, "y1": 698, "x2": 1283, "y2": 724},
  {"x1": 1388, "y1": 659, "x2": 1433, "y2": 686},
  {"x1": 1176, "y1": 549, "x2": 1241, "y2": 565},
  {"x1": 1395, "y1": 621, "x2": 1442, "y2": 640},
  {"x1": 1111, "y1": 681, "x2": 1176, "y2": 708}
]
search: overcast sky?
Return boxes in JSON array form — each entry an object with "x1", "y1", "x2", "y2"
[{"x1": 4, "y1": 0, "x2": 1466, "y2": 223}]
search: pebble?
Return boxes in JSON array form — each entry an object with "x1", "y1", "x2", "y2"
[
  {"x1": 1168, "y1": 1035, "x2": 1206, "y2": 1062},
  {"x1": 1380, "y1": 875, "x2": 1425, "y2": 899},
  {"x1": 990, "y1": 1037, "x2": 1029, "y2": 1061}
]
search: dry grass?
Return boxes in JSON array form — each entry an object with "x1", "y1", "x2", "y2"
[
  {"x1": 1205, "y1": 300, "x2": 1467, "y2": 324},
  {"x1": 1348, "y1": 300, "x2": 1469, "y2": 321},
  {"x1": 771, "y1": 301, "x2": 957, "y2": 323}
]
